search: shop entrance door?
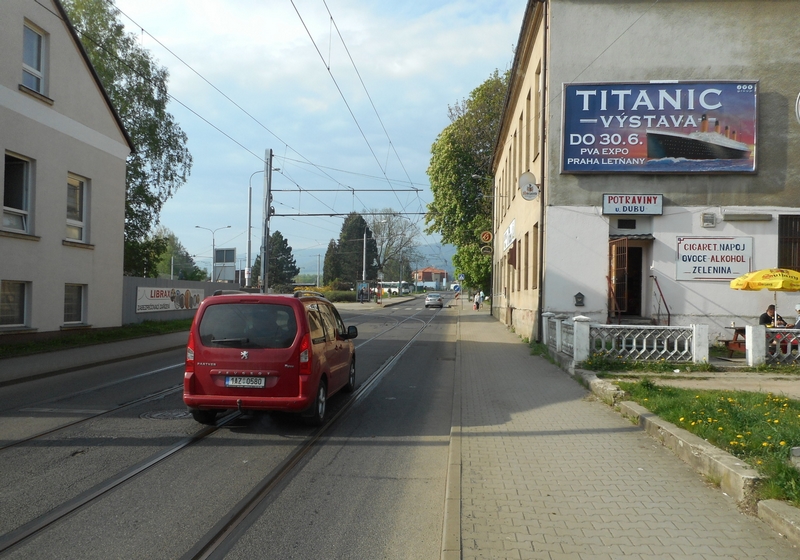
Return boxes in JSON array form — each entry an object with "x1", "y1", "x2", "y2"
[{"x1": 608, "y1": 239, "x2": 643, "y2": 322}]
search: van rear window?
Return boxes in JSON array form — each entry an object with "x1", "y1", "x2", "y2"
[{"x1": 199, "y1": 303, "x2": 297, "y2": 349}]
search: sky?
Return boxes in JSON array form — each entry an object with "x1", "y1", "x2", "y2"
[{"x1": 111, "y1": 0, "x2": 525, "y2": 277}]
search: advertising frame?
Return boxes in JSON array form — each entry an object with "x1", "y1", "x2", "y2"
[{"x1": 561, "y1": 80, "x2": 758, "y2": 174}]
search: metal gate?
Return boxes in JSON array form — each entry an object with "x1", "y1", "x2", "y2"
[{"x1": 608, "y1": 238, "x2": 628, "y2": 321}]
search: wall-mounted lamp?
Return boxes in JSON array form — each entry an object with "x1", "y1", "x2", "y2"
[{"x1": 574, "y1": 292, "x2": 585, "y2": 307}]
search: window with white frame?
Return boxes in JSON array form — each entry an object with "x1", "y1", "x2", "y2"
[
  {"x1": 0, "y1": 280, "x2": 27, "y2": 327},
  {"x1": 64, "y1": 284, "x2": 85, "y2": 324},
  {"x1": 23, "y1": 24, "x2": 45, "y2": 94},
  {"x1": 3, "y1": 153, "x2": 31, "y2": 233},
  {"x1": 67, "y1": 174, "x2": 86, "y2": 241}
]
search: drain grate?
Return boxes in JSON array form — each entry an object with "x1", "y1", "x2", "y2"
[{"x1": 140, "y1": 409, "x2": 193, "y2": 420}]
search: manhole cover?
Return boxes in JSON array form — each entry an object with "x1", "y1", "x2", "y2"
[{"x1": 140, "y1": 410, "x2": 193, "y2": 420}]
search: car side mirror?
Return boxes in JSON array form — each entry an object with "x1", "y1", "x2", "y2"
[{"x1": 347, "y1": 325, "x2": 358, "y2": 339}]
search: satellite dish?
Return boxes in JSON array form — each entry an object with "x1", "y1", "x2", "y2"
[{"x1": 519, "y1": 171, "x2": 539, "y2": 201}]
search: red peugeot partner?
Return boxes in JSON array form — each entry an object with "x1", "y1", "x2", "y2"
[{"x1": 183, "y1": 291, "x2": 358, "y2": 425}]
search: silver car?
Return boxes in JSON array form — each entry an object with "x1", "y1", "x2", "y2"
[{"x1": 425, "y1": 292, "x2": 444, "y2": 308}]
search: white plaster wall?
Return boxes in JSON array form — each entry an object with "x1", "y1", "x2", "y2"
[{"x1": 1, "y1": 0, "x2": 128, "y2": 332}]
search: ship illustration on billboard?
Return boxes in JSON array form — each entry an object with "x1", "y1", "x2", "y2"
[{"x1": 646, "y1": 114, "x2": 751, "y2": 161}]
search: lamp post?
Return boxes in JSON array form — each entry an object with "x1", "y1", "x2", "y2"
[
  {"x1": 247, "y1": 170, "x2": 264, "y2": 288},
  {"x1": 195, "y1": 225, "x2": 230, "y2": 282}
]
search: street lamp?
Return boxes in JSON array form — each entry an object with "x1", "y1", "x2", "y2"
[{"x1": 195, "y1": 225, "x2": 231, "y2": 282}]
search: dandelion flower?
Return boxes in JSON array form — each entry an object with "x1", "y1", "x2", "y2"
[
  {"x1": 781, "y1": 441, "x2": 787, "y2": 446},
  {"x1": 737, "y1": 434, "x2": 743, "y2": 438}
]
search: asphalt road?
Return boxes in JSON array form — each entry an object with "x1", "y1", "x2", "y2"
[{"x1": 0, "y1": 297, "x2": 457, "y2": 559}]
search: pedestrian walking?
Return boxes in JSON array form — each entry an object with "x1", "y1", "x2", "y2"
[{"x1": 473, "y1": 292, "x2": 480, "y2": 310}]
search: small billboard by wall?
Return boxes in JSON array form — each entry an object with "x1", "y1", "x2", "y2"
[
  {"x1": 676, "y1": 236, "x2": 752, "y2": 281},
  {"x1": 136, "y1": 287, "x2": 205, "y2": 313}
]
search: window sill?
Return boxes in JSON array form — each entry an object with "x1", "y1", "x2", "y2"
[
  {"x1": 0, "y1": 230, "x2": 40, "y2": 241},
  {"x1": 61, "y1": 324, "x2": 91, "y2": 331},
  {"x1": 62, "y1": 239, "x2": 94, "y2": 250},
  {"x1": 18, "y1": 84, "x2": 54, "y2": 105}
]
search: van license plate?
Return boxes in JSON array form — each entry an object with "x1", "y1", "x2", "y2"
[{"x1": 225, "y1": 376, "x2": 265, "y2": 388}]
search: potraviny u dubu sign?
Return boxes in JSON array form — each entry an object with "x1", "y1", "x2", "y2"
[{"x1": 562, "y1": 81, "x2": 757, "y2": 173}]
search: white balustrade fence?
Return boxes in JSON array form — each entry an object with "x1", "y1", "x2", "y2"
[{"x1": 542, "y1": 313, "x2": 709, "y2": 369}]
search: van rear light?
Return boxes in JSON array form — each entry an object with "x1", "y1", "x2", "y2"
[
  {"x1": 186, "y1": 331, "x2": 196, "y2": 373},
  {"x1": 298, "y1": 333, "x2": 311, "y2": 375}
]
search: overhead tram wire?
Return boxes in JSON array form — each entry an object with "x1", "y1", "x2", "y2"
[
  {"x1": 63, "y1": 0, "x2": 430, "y2": 223},
  {"x1": 290, "y1": 0, "x2": 409, "y2": 213},
  {"x1": 103, "y1": 0, "x2": 395, "y2": 201},
  {"x1": 321, "y1": 0, "x2": 418, "y2": 191},
  {"x1": 112, "y1": 0, "x2": 418, "y2": 220}
]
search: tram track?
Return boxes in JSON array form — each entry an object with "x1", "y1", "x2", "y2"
[{"x1": 0, "y1": 305, "x2": 442, "y2": 557}]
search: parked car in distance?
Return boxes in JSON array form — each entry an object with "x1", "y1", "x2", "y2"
[
  {"x1": 425, "y1": 292, "x2": 444, "y2": 308},
  {"x1": 183, "y1": 291, "x2": 358, "y2": 426}
]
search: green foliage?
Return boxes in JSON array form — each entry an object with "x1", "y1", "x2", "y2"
[
  {"x1": 620, "y1": 381, "x2": 800, "y2": 505},
  {"x1": 63, "y1": 0, "x2": 192, "y2": 277},
  {"x1": 425, "y1": 70, "x2": 508, "y2": 293},
  {"x1": 267, "y1": 231, "x2": 299, "y2": 288},
  {"x1": 336, "y1": 213, "x2": 377, "y2": 283},
  {"x1": 155, "y1": 227, "x2": 207, "y2": 281},
  {"x1": 580, "y1": 351, "x2": 715, "y2": 373},
  {"x1": 0, "y1": 319, "x2": 193, "y2": 359},
  {"x1": 323, "y1": 239, "x2": 341, "y2": 286}
]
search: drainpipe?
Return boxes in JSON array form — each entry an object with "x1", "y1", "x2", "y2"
[{"x1": 536, "y1": 0, "x2": 548, "y2": 343}]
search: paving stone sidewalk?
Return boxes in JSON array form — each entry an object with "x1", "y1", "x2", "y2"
[{"x1": 455, "y1": 311, "x2": 798, "y2": 559}]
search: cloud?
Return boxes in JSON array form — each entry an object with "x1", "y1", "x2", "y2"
[{"x1": 113, "y1": 0, "x2": 523, "y2": 269}]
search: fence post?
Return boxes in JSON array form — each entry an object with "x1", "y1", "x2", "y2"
[
  {"x1": 691, "y1": 324, "x2": 709, "y2": 364},
  {"x1": 542, "y1": 312, "x2": 554, "y2": 350},
  {"x1": 573, "y1": 316, "x2": 592, "y2": 364},
  {"x1": 554, "y1": 317, "x2": 563, "y2": 352},
  {"x1": 746, "y1": 324, "x2": 766, "y2": 367}
]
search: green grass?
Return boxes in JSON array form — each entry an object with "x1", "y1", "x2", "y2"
[
  {"x1": 0, "y1": 319, "x2": 192, "y2": 360},
  {"x1": 620, "y1": 378, "x2": 800, "y2": 506},
  {"x1": 579, "y1": 350, "x2": 716, "y2": 373}
]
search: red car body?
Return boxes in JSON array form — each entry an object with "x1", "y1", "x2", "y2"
[{"x1": 183, "y1": 292, "x2": 357, "y2": 424}]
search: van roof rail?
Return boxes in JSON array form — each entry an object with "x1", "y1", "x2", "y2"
[{"x1": 293, "y1": 290, "x2": 326, "y2": 299}]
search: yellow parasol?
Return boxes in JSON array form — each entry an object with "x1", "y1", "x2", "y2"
[{"x1": 730, "y1": 268, "x2": 800, "y2": 323}]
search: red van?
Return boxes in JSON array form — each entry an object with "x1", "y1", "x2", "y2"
[{"x1": 183, "y1": 291, "x2": 358, "y2": 425}]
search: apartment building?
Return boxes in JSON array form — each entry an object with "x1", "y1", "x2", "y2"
[{"x1": 1, "y1": 0, "x2": 133, "y2": 334}]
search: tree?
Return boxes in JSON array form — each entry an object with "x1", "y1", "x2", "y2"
[
  {"x1": 322, "y1": 239, "x2": 341, "y2": 286},
  {"x1": 367, "y1": 209, "x2": 420, "y2": 275},
  {"x1": 63, "y1": 0, "x2": 192, "y2": 277},
  {"x1": 154, "y1": 226, "x2": 207, "y2": 281},
  {"x1": 337, "y1": 213, "x2": 378, "y2": 283},
  {"x1": 425, "y1": 70, "x2": 508, "y2": 292},
  {"x1": 267, "y1": 231, "x2": 299, "y2": 289}
]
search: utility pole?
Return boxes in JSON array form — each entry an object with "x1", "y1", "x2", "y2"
[
  {"x1": 317, "y1": 254, "x2": 320, "y2": 287},
  {"x1": 261, "y1": 149, "x2": 273, "y2": 293},
  {"x1": 246, "y1": 186, "x2": 252, "y2": 287}
]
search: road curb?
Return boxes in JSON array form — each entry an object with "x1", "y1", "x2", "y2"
[{"x1": 441, "y1": 305, "x2": 462, "y2": 560}]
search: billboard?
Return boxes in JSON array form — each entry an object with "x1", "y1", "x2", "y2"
[
  {"x1": 562, "y1": 81, "x2": 757, "y2": 173},
  {"x1": 136, "y1": 287, "x2": 204, "y2": 313}
]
